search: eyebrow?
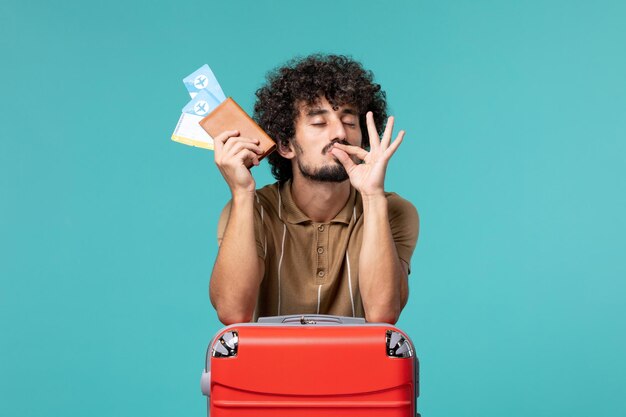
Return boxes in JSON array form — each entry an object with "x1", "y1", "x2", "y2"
[
  {"x1": 306, "y1": 108, "x2": 328, "y2": 116},
  {"x1": 305, "y1": 107, "x2": 358, "y2": 117}
]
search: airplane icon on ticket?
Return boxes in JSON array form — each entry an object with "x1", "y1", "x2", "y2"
[
  {"x1": 183, "y1": 64, "x2": 226, "y2": 101},
  {"x1": 194, "y1": 75, "x2": 208, "y2": 89},
  {"x1": 194, "y1": 101, "x2": 209, "y2": 115}
]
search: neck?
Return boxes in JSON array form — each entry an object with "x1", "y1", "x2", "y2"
[{"x1": 290, "y1": 174, "x2": 351, "y2": 223}]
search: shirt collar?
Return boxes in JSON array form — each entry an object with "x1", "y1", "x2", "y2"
[{"x1": 279, "y1": 180, "x2": 360, "y2": 225}]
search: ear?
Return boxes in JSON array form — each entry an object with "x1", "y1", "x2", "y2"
[{"x1": 277, "y1": 139, "x2": 296, "y2": 160}]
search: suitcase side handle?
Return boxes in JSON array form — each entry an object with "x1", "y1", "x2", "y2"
[{"x1": 257, "y1": 314, "x2": 366, "y2": 325}]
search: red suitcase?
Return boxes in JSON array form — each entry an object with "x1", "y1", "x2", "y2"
[{"x1": 201, "y1": 314, "x2": 420, "y2": 417}]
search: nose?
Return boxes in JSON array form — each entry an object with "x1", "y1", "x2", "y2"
[{"x1": 329, "y1": 117, "x2": 347, "y2": 142}]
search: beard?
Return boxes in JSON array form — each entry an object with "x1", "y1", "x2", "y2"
[
  {"x1": 297, "y1": 159, "x2": 349, "y2": 182},
  {"x1": 292, "y1": 138, "x2": 351, "y2": 183}
]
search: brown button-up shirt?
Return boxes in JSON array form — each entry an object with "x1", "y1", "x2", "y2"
[{"x1": 217, "y1": 180, "x2": 419, "y2": 321}]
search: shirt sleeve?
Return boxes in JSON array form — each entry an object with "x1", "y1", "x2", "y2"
[
  {"x1": 386, "y1": 193, "x2": 419, "y2": 273},
  {"x1": 216, "y1": 198, "x2": 267, "y2": 260}
]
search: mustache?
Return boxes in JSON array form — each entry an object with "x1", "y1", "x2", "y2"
[{"x1": 322, "y1": 139, "x2": 350, "y2": 155}]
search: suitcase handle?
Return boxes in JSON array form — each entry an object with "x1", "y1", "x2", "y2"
[{"x1": 257, "y1": 314, "x2": 366, "y2": 325}]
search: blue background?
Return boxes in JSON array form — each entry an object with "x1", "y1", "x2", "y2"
[{"x1": 2, "y1": 1, "x2": 625, "y2": 416}]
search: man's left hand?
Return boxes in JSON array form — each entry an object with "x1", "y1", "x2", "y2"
[{"x1": 330, "y1": 112, "x2": 405, "y2": 197}]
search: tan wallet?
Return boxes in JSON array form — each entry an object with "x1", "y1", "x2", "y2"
[{"x1": 199, "y1": 97, "x2": 276, "y2": 160}]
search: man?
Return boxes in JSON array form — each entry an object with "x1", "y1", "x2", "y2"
[{"x1": 210, "y1": 54, "x2": 419, "y2": 325}]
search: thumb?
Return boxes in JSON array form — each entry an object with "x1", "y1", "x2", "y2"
[{"x1": 331, "y1": 148, "x2": 356, "y2": 172}]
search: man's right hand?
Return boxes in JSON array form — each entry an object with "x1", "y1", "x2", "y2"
[
  {"x1": 213, "y1": 130, "x2": 264, "y2": 195},
  {"x1": 211, "y1": 130, "x2": 266, "y2": 324}
]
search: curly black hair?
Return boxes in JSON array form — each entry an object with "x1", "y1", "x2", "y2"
[{"x1": 253, "y1": 54, "x2": 388, "y2": 182}]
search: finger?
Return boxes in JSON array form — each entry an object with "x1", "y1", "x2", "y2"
[
  {"x1": 381, "y1": 116, "x2": 395, "y2": 149},
  {"x1": 214, "y1": 130, "x2": 240, "y2": 147},
  {"x1": 332, "y1": 143, "x2": 369, "y2": 161},
  {"x1": 223, "y1": 142, "x2": 264, "y2": 160},
  {"x1": 384, "y1": 130, "x2": 405, "y2": 158},
  {"x1": 366, "y1": 111, "x2": 380, "y2": 149},
  {"x1": 213, "y1": 130, "x2": 239, "y2": 156},
  {"x1": 234, "y1": 149, "x2": 260, "y2": 169},
  {"x1": 217, "y1": 143, "x2": 262, "y2": 168},
  {"x1": 225, "y1": 136, "x2": 260, "y2": 144},
  {"x1": 330, "y1": 148, "x2": 357, "y2": 172},
  {"x1": 222, "y1": 136, "x2": 259, "y2": 152}
]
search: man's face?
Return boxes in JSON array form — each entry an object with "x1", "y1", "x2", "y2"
[{"x1": 289, "y1": 97, "x2": 362, "y2": 182}]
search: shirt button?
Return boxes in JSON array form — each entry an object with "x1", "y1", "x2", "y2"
[
  {"x1": 318, "y1": 270, "x2": 325, "y2": 277},
  {"x1": 317, "y1": 247, "x2": 324, "y2": 254},
  {"x1": 318, "y1": 225, "x2": 325, "y2": 232}
]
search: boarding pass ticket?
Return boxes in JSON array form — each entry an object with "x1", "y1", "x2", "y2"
[{"x1": 171, "y1": 64, "x2": 226, "y2": 149}]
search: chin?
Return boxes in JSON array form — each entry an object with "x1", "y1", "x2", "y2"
[{"x1": 298, "y1": 161, "x2": 349, "y2": 183}]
